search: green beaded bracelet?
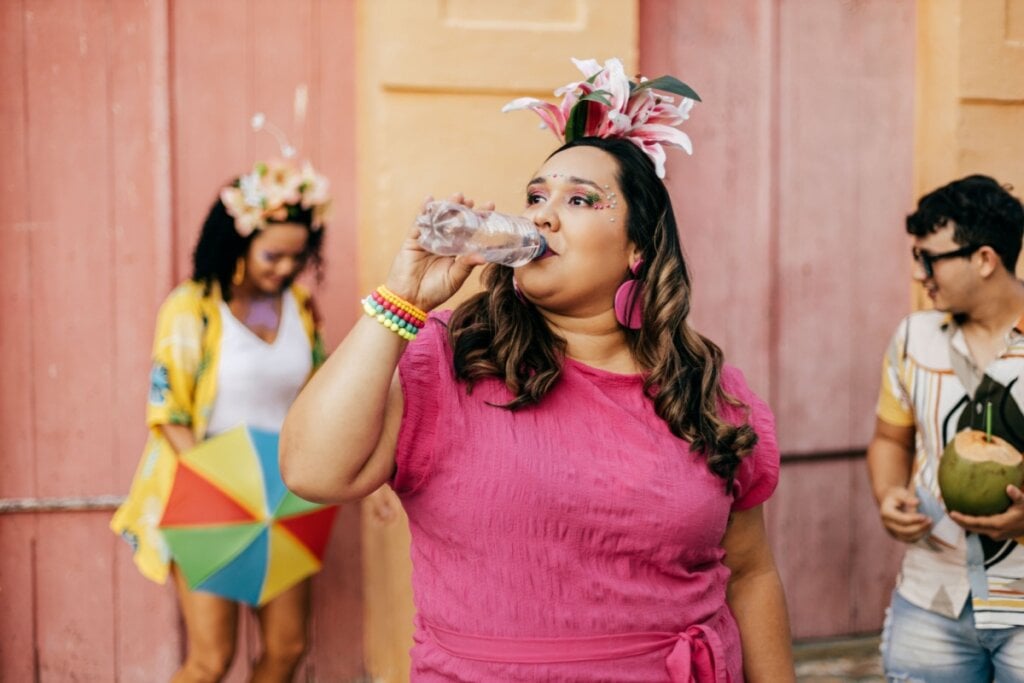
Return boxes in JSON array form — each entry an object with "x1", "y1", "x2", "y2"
[{"x1": 362, "y1": 297, "x2": 419, "y2": 341}]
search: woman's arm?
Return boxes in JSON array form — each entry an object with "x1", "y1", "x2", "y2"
[
  {"x1": 159, "y1": 424, "x2": 197, "y2": 454},
  {"x1": 280, "y1": 318, "x2": 408, "y2": 503},
  {"x1": 723, "y1": 504, "x2": 795, "y2": 683},
  {"x1": 280, "y1": 200, "x2": 484, "y2": 504}
]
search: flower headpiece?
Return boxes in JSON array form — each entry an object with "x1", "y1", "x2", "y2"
[
  {"x1": 219, "y1": 113, "x2": 332, "y2": 237},
  {"x1": 502, "y1": 58, "x2": 700, "y2": 179}
]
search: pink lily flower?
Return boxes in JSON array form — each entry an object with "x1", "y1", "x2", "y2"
[
  {"x1": 502, "y1": 57, "x2": 699, "y2": 178},
  {"x1": 501, "y1": 98, "x2": 568, "y2": 141}
]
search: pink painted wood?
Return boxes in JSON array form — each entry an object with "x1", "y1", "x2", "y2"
[
  {"x1": 0, "y1": 0, "x2": 362, "y2": 679},
  {"x1": 24, "y1": 1, "x2": 119, "y2": 676},
  {"x1": 0, "y1": 0, "x2": 35, "y2": 677},
  {"x1": 107, "y1": 0, "x2": 182, "y2": 678},
  {"x1": 641, "y1": 0, "x2": 914, "y2": 639}
]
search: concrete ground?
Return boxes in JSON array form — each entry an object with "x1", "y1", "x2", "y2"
[{"x1": 793, "y1": 633, "x2": 883, "y2": 683}]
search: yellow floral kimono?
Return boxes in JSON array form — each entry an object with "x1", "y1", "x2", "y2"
[{"x1": 110, "y1": 280, "x2": 326, "y2": 584}]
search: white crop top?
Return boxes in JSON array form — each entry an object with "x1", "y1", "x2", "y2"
[{"x1": 206, "y1": 289, "x2": 312, "y2": 436}]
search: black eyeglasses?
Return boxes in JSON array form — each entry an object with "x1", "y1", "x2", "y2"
[{"x1": 911, "y1": 244, "x2": 982, "y2": 278}]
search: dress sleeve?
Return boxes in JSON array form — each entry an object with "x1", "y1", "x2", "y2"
[
  {"x1": 721, "y1": 365, "x2": 781, "y2": 512},
  {"x1": 146, "y1": 288, "x2": 204, "y2": 429},
  {"x1": 392, "y1": 313, "x2": 450, "y2": 495}
]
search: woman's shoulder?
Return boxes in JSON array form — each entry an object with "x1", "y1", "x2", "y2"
[
  {"x1": 162, "y1": 280, "x2": 208, "y2": 308},
  {"x1": 288, "y1": 282, "x2": 320, "y2": 323},
  {"x1": 719, "y1": 363, "x2": 753, "y2": 395},
  {"x1": 156, "y1": 280, "x2": 220, "y2": 322},
  {"x1": 718, "y1": 363, "x2": 773, "y2": 421},
  {"x1": 289, "y1": 281, "x2": 312, "y2": 303}
]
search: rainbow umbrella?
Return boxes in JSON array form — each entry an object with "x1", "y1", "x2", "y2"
[{"x1": 158, "y1": 425, "x2": 337, "y2": 606}]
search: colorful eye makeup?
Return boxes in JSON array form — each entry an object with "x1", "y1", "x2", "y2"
[
  {"x1": 527, "y1": 175, "x2": 619, "y2": 221},
  {"x1": 258, "y1": 250, "x2": 306, "y2": 265}
]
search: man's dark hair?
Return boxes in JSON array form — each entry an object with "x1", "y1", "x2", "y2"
[{"x1": 906, "y1": 174, "x2": 1024, "y2": 272}]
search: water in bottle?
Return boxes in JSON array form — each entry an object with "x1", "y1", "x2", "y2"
[{"x1": 416, "y1": 200, "x2": 547, "y2": 267}]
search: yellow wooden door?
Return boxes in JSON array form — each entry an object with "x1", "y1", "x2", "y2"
[
  {"x1": 916, "y1": 0, "x2": 1024, "y2": 303},
  {"x1": 356, "y1": 1, "x2": 636, "y2": 678}
]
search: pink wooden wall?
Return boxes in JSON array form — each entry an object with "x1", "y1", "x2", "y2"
[
  {"x1": 642, "y1": 0, "x2": 913, "y2": 638},
  {"x1": 0, "y1": 1, "x2": 362, "y2": 680}
]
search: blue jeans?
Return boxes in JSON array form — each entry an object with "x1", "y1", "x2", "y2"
[{"x1": 882, "y1": 590, "x2": 1024, "y2": 682}]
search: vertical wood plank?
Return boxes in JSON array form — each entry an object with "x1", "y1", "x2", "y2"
[
  {"x1": 170, "y1": 0, "x2": 250, "y2": 281},
  {"x1": 24, "y1": 0, "x2": 115, "y2": 494},
  {"x1": 23, "y1": 0, "x2": 116, "y2": 676},
  {"x1": 641, "y1": 0, "x2": 776, "y2": 396},
  {"x1": 307, "y1": 2, "x2": 366, "y2": 678},
  {"x1": 0, "y1": 4, "x2": 39, "y2": 674},
  {"x1": 0, "y1": 518, "x2": 37, "y2": 682},
  {"x1": 108, "y1": 0, "x2": 181, "y2": 678},
  {"x1": 34, "y1": 515, "x2": 116, "y2": 681},
  {"x1": 0, "y1": 0, "x2": 34, "y2": 502},
  {"x1": 0, "y1": 5, "x2": 39, "y2": 675},
  {"x1": 848, "y1": 459, "x2": 904, "y2": 633},
  {"x1": 774, "y1": 0, "x2": 914, "y2": 454},
  {"x1": 775, "y1": 2, "x2": 858, "y2": 454},
  {"x1": 314, "y1": 0, "x2": 361, "y2": 345},
  {"x1": 769, "y1": 458, "x2": 855, "y2": 638}
]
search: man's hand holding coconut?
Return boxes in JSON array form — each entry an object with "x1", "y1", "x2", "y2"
[{"x1": 941, "y1": 428, "x2": 1024, "y2": 542}]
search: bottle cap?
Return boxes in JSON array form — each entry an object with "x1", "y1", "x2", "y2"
[{"x1": 536, "y1": 234, "x2": 548, "y2": 259}]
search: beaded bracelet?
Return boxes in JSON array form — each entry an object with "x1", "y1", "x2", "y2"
[
  {"x1": 362, "y1": 286, "x2": 427, "y2": 341},
  {"x1": 376, "y1": 285, "x2": 427, "y2": 323}
]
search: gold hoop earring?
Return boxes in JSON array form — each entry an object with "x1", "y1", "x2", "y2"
[{"x1": 232, "y1": 257, "x2": 246, "y2": 286}]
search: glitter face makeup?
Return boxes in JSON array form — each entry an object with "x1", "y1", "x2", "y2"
[{"x1": 527, "y1": 175, "x2": 620, "y2": 212}]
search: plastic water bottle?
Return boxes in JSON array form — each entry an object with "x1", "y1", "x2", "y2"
[{"x1": 415, "y1": 200, "x2": 547, "y2": 267}]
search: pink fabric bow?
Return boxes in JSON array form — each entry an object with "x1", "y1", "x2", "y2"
[{"x1": 665, "y1": 624, "x2": 728, "y2": 683}]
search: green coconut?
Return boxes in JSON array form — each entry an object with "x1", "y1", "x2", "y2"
[{"x1": 938, "y1": 429, "x2": 1024, "y2": 516}]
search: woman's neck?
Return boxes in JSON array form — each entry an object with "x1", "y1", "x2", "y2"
[{"x1": 540, "y1": 309, "x2": 638, "y2": 373}]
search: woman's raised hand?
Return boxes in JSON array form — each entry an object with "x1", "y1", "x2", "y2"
[{"x1": 384, "y1": 194, "x2": 491, "y2": 312}]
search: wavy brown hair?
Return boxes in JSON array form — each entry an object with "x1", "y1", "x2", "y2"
[{"x1": 448, "y1": 136, "x2": 757, "y2": 487}]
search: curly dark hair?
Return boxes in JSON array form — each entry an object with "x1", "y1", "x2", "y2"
[
  {"x1": 447, "y1": 136, "x2": 757, "y2": 488},
  {"x1": 907, "y1": 174, "x2": 1024, "y2": 272},
  {"x1": 191, "y1": 184, "x2": 325, "y2": 301}
]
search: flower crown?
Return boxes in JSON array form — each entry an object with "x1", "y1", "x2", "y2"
[
  {"x1": 220, "y1": 159, "x2": 331, "y2": 237},
  {"x1": 502, "y1": 57, "x2": 700, "y2": 179},
  {"x1": 219, "y1": 113, "x2": 331, "y2": 237}
]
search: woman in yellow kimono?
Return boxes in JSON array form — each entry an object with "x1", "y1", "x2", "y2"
[{"x1": 111, "y1": 158, "x2": 330, "y2": 682}]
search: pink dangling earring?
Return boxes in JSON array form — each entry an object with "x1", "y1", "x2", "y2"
[{"x1": 614, "y1": 259, "x2": 644, "y2": 329}]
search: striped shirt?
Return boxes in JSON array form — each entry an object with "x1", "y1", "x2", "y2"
[{"x1": 877, "y1": 310, "x2": 1024, "y2": 628}]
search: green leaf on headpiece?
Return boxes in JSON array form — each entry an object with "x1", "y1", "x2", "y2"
[
  {"x1": 564, "y1": 101, "x2": 589, "y2": 142},
  {"x1": 579, "y1": 90, "x2": 613, "y2": 107},
  {"x1": 634, "y1": 76, "x2": 701, "y2": 102},
  {"x1": 564, "y1": 90, "x2": 614, "y2": 142},
  {"x1": 585, "y1": 69, "x2": 605, "y2": 85}
]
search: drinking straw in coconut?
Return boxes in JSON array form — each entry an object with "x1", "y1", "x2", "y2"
[{"x1": 986, "y1": 401, "x2": 993, "y2": 443}]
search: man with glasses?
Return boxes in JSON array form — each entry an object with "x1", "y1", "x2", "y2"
[{"x1": 868, "y1": 175, "x2": 1024, "y2": 681}]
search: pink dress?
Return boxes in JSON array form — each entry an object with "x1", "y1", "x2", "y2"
[{"x1": 394, "y1": 313, "x2": 780, "y2": 682}]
